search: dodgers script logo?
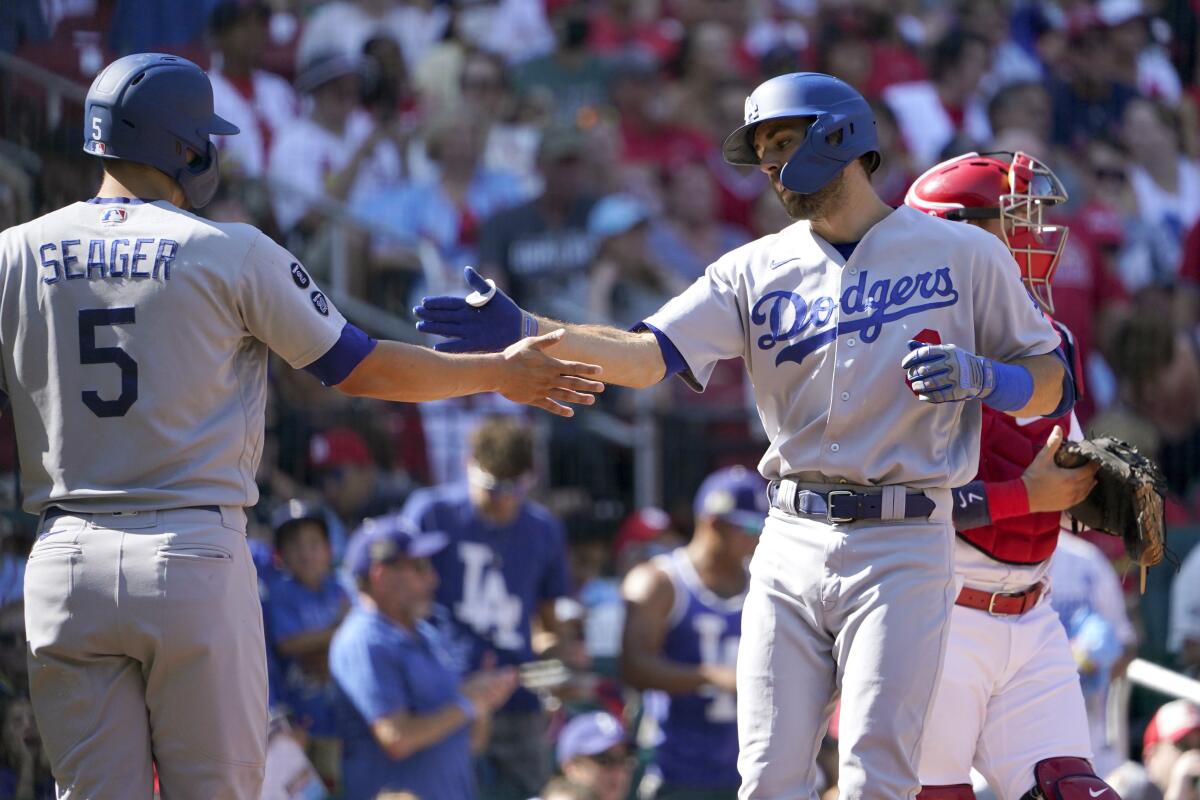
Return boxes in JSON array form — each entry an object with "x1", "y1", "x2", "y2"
[{"x1": 751, "y1": 267, "x2": 959, "y2": 366}]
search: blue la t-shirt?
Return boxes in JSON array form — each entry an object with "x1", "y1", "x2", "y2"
[
  {"x1": 268, "y1": 571, "x2": 351, "y2": 736},
  {"x1": 400, "y1": 483, "x2": 570, "y2": 713},
  {"x1": 329, "y1": 607, "x2": 475, "y2": 800}
]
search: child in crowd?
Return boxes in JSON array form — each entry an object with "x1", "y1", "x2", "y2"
[{"x1": 268, "y1": 500, "x2": 352, "y2": 787}]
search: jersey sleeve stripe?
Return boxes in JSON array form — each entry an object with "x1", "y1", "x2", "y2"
[{"x1": 302, "y1": 323, "x2": 377, "y2": 386}]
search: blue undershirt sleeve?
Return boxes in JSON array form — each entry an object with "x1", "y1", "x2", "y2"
[
  {"x1": 1046, "y1": 346, "x2": 1076, "y2": 419},
  {"x1": 951, "y1": 480, "x2": 992, "y2": 530},
  {"x1": 303, "y1": 323, "x2": 378, "y2": 386}
]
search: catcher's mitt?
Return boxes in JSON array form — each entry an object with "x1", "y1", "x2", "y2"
[{"x1": 1053, "y1": 437, "x2": 1167, "y2": 569}]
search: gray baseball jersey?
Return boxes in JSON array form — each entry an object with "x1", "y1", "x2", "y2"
[
  {"x1": 0, "y1": 198, "x2": 349, "y2": 514},
  {"x1": 643, "y1": 204, "x2": 1060, "y2": 488}
]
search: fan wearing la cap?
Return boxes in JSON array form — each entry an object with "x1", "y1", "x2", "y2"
[
  {"x1": 328, "y1": 515, "x2": 518, "y2": 800},
  {"x1": 621, "y1": 466, "x2": 768, "y2": 800},
  {"x1": 542, "y1": 711, "x2": 636, "y2": 800}
]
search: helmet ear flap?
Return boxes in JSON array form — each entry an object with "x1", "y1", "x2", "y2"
[{"x1": 176, "y1": 141, "x2": 222, "y2": 209}]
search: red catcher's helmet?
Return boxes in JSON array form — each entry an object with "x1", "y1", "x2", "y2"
[{"x1": 905, "y1": 151, "x2": 1068, "y2": 314}]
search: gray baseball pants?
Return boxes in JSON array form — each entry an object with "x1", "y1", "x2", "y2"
[
  {"x1": 23, "y1": 507, "x2": 267, "y2": 799},
  {"x1": 736, "y1": 494, "x2": 956, "y2": 800}
]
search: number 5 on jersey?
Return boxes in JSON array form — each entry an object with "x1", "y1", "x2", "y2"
[{"x1": 78, "y1": 308, "x2": 137, "y2": 417}]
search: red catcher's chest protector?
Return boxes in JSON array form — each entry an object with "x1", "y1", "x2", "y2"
[{"x1": 957, "y1": 407, "x2": 1071, "y2": 564}]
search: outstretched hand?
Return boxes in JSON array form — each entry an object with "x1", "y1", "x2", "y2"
[
  {"x1": 494, "y1": 329, "x2": 604, "y2": 417},
  {"x1": 1021, "y1": 425, "x2": 1099, "y2": 513},
  {"x1": 415, "y1": 266, "x2": 536, "y2": 353}
]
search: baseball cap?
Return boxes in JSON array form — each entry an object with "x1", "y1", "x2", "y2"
[
  {"x1": 270, "y1": 498, "x2": 326, "y2": 532},
  {"x1": 693, "y1": 466, "x2": 769, "y2": 535},
  {"x1": 588, "y1": 194, "x2": 652, "y2": 241},
  {"x1": 613, "y1": 507, "x2": 673, "y2": 562},
  {"x1": 1144, "y1": 700, "x2": 1200, "y2": 751},
  {"x1": 295, "y1": 51, "x2": 361, "y2": 95},
  {"x1": 1097, "y1": 0, "x2": 1144, "y2": 26},
  {"x1": 556, "y1": 711, "x2": 627, "y2": 766},
  {"x1": 309, "y1": 428, "x2": 373, "y2": 472},
  {"x1": 345, "y1": 515, "x2": 448, "y2": 578}
]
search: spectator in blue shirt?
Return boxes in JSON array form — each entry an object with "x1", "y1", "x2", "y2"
[
  {"x1": 402, "y1": 415, "x2": 571, "y2": 800},
  {"x1": 330, "y1": 515, "x2": 518, "y2": 800},
  {"x1": 267, "y1": 500, "x2": 351, "y2": 783}
]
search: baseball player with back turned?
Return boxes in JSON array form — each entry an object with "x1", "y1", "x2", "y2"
[
  {"x1": 904, "y1": 151, "x2": 1118, "y2": 800},
  {"x1": 0, "y1": 52, "x2": 603, "y2": 799},
  {"x1": 414, "y1": 73, "x2": 1076, "y2": 799}
]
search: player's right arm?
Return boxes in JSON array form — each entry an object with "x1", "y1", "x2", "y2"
[
  {"x1": 619, "y1": 561, "x2": 737, "y2": 695},
  {"x1": 236, "y1": 235, "x2": 603, "y2": 416},
  {"x1": 415, "y1": 266, "x2": 745, "y2": 390}
]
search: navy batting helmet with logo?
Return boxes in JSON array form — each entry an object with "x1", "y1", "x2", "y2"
[
  {"x1": 82, "y1": 53, "x2": 239, "y2": 209},
  {"x1": 722, "y1": 72, "x2": 879, "y2": 195}
]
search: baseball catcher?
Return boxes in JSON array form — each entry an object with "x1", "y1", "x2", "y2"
[{"x1": 907, "y1": 151, "x2": 1123, "y2": 800}]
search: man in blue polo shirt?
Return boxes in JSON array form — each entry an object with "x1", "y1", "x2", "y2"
[
  {"x1": 329, "y1": 515, "x2": 519, "y2": 800},
  {"x1": 401, "y1": 416, "x2": 571, "y2": 799}
]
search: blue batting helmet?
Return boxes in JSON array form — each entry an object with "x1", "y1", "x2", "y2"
[
  {"x1": 722, "y1": 72, "x2": 879, "y2": 195},
  {"x1": 82, "y1": 53, "x2": 239, "y2": 209}
]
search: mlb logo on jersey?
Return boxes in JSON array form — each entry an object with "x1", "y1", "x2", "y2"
[
  {"x1": 310, "y1": 291, "x2": 329, "y2": 316},
  {"x1": 290, "y1": 262, "x2": 310, "y2": 289},
  {"x1": 100, "y1": 208, "x2": 127, "y2": 224}
]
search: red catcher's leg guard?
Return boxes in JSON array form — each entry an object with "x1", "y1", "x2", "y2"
[
  {"x1": 917, "y1": 785, "x2": 976, "y2": 799},
  {"x1": 1028, "y1": 756, "x2": 1122, "y2": 800}
]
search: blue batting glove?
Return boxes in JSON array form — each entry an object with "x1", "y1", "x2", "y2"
[
  {"x1": 414, "y1": 266, "x2": 537, "y2": 353},
  {"x1": 901, "y1": 341, "x2": 997, "y2": 404},
  {"x1": 902, "y1": 341, "x2": 1035, "y2": 411}
]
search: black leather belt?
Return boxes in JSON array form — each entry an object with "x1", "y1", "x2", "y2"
[
  {"x1": 768, "y1": 482, "x2": 935, "y2": 523},
  {"x1": 43, "y1": 505, "x2": 221, "y2": 521}
]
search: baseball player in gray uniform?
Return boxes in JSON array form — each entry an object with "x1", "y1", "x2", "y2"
[
  {"x1": 415, "y1": 73, "x2": 1076, "y2": 799},
  {"x1": 0, "y1": 53, "x2": 602, "y2": 800}
]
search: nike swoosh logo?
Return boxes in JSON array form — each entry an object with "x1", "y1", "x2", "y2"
[
  {"x1": 768, "y1": 257, "x2": 804, "y2": 270},
  {"x1": 1089, "y1": 789, "x2": 1109, "y2": 797}
]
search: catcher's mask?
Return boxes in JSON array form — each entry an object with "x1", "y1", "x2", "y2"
[{"x1": 905, "y1": 151, "x2": 1068, "y2": 315}]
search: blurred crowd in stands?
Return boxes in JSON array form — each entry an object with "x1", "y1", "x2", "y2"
[{"x1": 7, "y1": 0, "x2": 1200, "y2": 797}]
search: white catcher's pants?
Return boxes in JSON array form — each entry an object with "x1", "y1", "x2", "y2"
[{"x1": 917, "y1": 594, "x2": 1092, "y2": 800}]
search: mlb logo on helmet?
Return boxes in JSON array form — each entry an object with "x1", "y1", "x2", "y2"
[{"x1": 101, "y1": 208, "x2": 127, "y2": 224}]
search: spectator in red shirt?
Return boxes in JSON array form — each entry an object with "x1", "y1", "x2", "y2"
[
  {"x1": 612, "y1": 56, "x2": 711, "y2": 171},
  {"x1": 586, "y1": 0, "x2": 683, "y2": 65},
  {"x1": 207, "y1": 0, "x2": 298, "y2": 179},
  {"x1": 884, "y1": 30, "x2": 993, "y2": 169}
]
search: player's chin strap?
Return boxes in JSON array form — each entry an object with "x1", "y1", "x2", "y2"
[{"x1": 1019, "y1": 757, "x2": 1120, "y2": 800}]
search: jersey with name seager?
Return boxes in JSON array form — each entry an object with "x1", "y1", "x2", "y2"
[
  {"x1": 642, "y1": 205, "x2": 1061, "y2": 488},
  {"x1": 650, "y1": 547, "x2": 744, "y2": 789},
  {"x1": 0, "y1": 198, "x2": 354, "y2": 514}
]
